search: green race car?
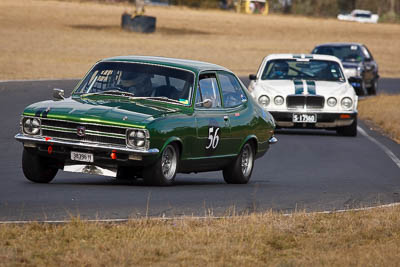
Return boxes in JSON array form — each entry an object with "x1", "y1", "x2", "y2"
[{"x1": 15, "y1": 56, "x2": 277, "y2": 186}]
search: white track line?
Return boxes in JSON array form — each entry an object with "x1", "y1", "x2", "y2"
[
  {"x1": 1, "y1": 203, "x2": 400, "y2": 224},
  {"x1": 357, "y1": 126, "x2": 400, "y2": 169}
]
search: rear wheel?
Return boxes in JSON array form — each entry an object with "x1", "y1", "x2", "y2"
[
  {"x1": 22, "y1": 148, "x2": 58, "y2": 183},
  {"x1": 143, "y1": 144, "x2": 179, "y2": 186},
  {"x1": 223, "y1": 142, "x2": 255, "y2": 184},
  {"x1": 337, "y1": 118, "x2": 358, "y2": 137}
]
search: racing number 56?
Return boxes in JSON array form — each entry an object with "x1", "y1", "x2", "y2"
[{"x1": 206, "y1": 127, "x2": 220, "y2": 150}]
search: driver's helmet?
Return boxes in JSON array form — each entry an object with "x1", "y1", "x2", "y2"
[
  {"x1": 120, "y1": 71, "x2": 152, "y2": 95},
  {"x1": 272, "y1": 61, "x2": 289, "y2": 77}
]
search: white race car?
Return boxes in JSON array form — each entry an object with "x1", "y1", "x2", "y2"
[
  {"x1": 248, "y1": 54, "x2": 358, "y2": 136},
  {"x1": 337, "y1": 9, "x2": 379, "y2": 24}
]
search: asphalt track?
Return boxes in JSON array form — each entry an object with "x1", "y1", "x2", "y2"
[{"x1": 0, "y1": 78, "x2": 399, "y2": 221}]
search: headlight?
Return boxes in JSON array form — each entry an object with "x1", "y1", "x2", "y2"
[
  {"x1": 357, "y1": 66, "x2": 362, "y2": 77},
  {"x1": 327, "y1": 97, "x2": 337, "y2": 107},
  {"x1": 341, "y1": 97, "x2": 353, "y2": 109},
  {"x1": 258, "y1": 95, "x2": 270, "y2": 108},
  {"x1": 274, "y1": 96, "x2": 284, "y2": 105},
  {"x1": 126, "y1": 129, "x2": 149, "y2": 150},
  {"x1": 22, "y1": 117, "x2": 41, "y2": 135}
]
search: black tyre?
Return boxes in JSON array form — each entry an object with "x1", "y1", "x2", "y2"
[
  {"x1": 337, "y1": 118, "x2": 358, "y2": 137},
  {"x1": 367, "y1": 79, "x2": 378, "y2": 95},
  {"x1": 22, "y1": 148, "x2": 58, "y2": 183},
  {"x1": 223, "y1": 142, "x2": 255, "y2": 184},
  {"x1": 356, "y1": 80, "x2": 367, "y2": 96},
  {"x1": 143, "y1": 144, "x2": 179, "y2": 186}
]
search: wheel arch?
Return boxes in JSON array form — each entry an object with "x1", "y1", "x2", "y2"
[
  {"x1": 160, "y1": 136, "x2": 183, "y2": 159},
  {"x1": 239, "y1": 135, "x2": 258, "y2": 155}
]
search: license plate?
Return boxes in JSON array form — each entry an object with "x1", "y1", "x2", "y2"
[
  {"x1": 71, "y1": 151, "x2": 94, "y2": 163},
  {"x1": 293, "y1": 114, "x2": 317, "y2": 123}
]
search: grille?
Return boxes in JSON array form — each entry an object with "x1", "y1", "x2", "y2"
[
  {"x1": 40, "y1": 119, "x2": 127, "y2": 146},
  {"x1": 286, "y1": 95, "x2": 324, "y2": 109}
]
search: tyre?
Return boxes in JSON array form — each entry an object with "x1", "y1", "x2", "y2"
[
  {"x1": 356, "y1": 80, "x2": 367, "y2": 96},
  {"x1": 367, "y1": 79, "x2": 378, "y2": 95},
  {"x1": 22, "y1": 148, "x2": 58, "y2": 183},
  {"x1": 223, "y1": 142, "x2": 255, "y2": 184},
  {"x1": 143, "y1": 144, "x2": 179, "y2": 186},
  {"x1": 337, "y1": 118, "x2": 357, "y2": 137}
]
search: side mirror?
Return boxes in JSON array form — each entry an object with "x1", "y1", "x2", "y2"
[
  {"x1": 53, "y1": 88, "x2": 65, "y2": 100},
  {"x1": 195, "y1": 99, "x2": 213, "y2": 108},
  {"x1": 249, "y1": 74, "x2": 257, "y2": 80}
]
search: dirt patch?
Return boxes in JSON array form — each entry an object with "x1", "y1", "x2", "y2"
[{"x1": 0, "y1": 0, "x2": 399, "y2": 80}]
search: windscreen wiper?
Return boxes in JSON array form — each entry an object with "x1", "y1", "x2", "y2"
[
  {"x1": 143, "y1": 97, "x2": 182, "y2": 104},
  {"x1": 81, "y1": 90, "x2": 135, "y2": 98}
]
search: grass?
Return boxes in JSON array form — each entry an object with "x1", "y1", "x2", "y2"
[
  {"x1": 358, "y1": 94, "x2": 400, "y2": 143},
  {"x1": 1, "y1": 206, "x2": 400, "y2": 266},
  {"x1": 1, "y1": 0, "x2": 400, "y2": 80}
]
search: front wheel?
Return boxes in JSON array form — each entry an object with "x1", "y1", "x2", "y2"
[
  {"x1": 143, "y1": 144, "x2": 179, "y2": 186},
  {"x1": 22, "y1": 148, "x2": 58, "y2": 183},
  {"x1": 367, "y1": 79, "x2": 378, "y2": 95},
  {"x1": 223, "y1": 142, "x2": 255, "y2": 184}
]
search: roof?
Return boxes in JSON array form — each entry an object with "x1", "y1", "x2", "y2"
[
  {"x1": 102, "y1": 56, "x2": 230, "y2": 73},
  {"x1": 263, "y1": 54, "x2": 342, "y2": 64},
  {"x1": 314, "y1": 42, "x2": 363, "y2": 47}
]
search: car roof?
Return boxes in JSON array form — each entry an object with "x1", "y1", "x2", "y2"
[
  {"x1": 314, "y1": 42, "x2": 364, "y2": 48},
  {"x1": 101, "y1": 56, "x2": 231, "y2": 74},
  {"x1": 263, "y1": 53, "x2": 342, "y2": 64}
]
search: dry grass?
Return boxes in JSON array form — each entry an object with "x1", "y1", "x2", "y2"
[
  {"x1": 1, "y1": 0, "x2": 400, "y2": 80},
  {"x1": 358, "y1": 94, "x2": 400, "y2": 143},
  {"x1": 1, "y1": 206, "x2": 400, "y2": 266}
]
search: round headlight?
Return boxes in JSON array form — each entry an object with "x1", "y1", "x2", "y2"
[
  {"x1": 23, "y1": 118, "x2": 40, "y2": 135},
  {"x1": 341, "y1": 97, "x2": 353, "y2": 109},
  {"x1": 136, "y1": 140, "x2": 145, "y2": 147},
  {"x1": 327, "y1": 97, "x2": 337, "y2": 107},
  {"x1": 258, "y1": 95, "x2": 270, "y2": 108},
  {"x1": 127, "y1": 129, "x2": 148, "y2": 149},
  {"x1": 274, "y1": 96, "x2": 284, "y2": 105},
  {"x1": 136, "y1": 131, "x2": 145, "y2": 139}
]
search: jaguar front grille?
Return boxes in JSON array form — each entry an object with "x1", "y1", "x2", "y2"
[{"x1": 286, "y1": 95, "x2": 325, "y2": 109}]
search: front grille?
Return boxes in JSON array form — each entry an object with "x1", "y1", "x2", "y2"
[
  {"x1": 40, "y1": 119, "x2": 127, "y2": 146},
  {"x1": 286, "y1": 95, "x2": 325, "y2": 109}
]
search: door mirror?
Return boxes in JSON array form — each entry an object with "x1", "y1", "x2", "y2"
[
  {"x1": 196, "y1": 99, "x2": 213, "y2": 108},
  {"x1": 53, "y1": 88, "x2": 65, "y2": 100},
  {"x1": 249, "y1": 74, "x2": 257, "y2": 80}
]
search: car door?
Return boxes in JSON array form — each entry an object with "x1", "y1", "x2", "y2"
[
  {"x1": 361, "y1": 45, "x2": 375, "y2": 83},
  {"x1": 217, "y1": 71, "x2": 251, "y2": 153},
  {"x1": 193, "y1": 72, "x2": 232, "y2": 163}
]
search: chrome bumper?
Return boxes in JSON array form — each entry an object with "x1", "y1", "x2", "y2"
[
  {"x1": 14, "y1": 133, "x2": 159, "y2": 155},
  {"x1": 276, "y1": 119, "x2": 354, "y2": 128}
]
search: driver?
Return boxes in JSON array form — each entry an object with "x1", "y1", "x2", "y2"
[
  {"x1": 119, "y1": 71, "x2": 153, "y2": 96},
  {"x1": 271, "y1": 61, "x2": 289, "y2": 79}
]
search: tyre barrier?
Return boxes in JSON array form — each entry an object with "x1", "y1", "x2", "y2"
[{"x1": 121, "y1": 13, "x2": 156, "y2": 33}]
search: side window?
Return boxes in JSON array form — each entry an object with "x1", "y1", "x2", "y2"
[
  {"x1": 218, "y1": 72, "x2": 247, "y2": 108},
  {"x1": 196, "y1": 73, "x2": 222, "y2": 108},
  {"x1": 361, "y1": 46, "x2": 371, "y2": 60}
]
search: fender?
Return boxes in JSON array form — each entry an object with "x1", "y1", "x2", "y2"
[
  {"x1": 237, "y1": 134, "x2": 259, "y2": 155},
  {"x1": 160, "y1": 136, "x2": 184, "y2": 158}
]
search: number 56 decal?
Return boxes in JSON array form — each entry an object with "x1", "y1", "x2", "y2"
[{"x1": 206, "y1": 127, "x2": 220, "y2": 150}]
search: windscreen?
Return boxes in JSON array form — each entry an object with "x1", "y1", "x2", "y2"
[
  {"x1": 312, "y1": 45, "x2": 364, "y2": 62},
  {"x1": 261, "y1": 59, "x2": 345, "y2": 82},
  {"x1": 73, "y1": 62, "x2": 195, "y2": 104}
]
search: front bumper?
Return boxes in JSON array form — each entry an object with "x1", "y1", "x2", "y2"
[
  {"x1": 270, "y1": 111, "x2": 357, "y2": 128},
  {"x1": 348, "y1": 77, "x2": 363, "y2": 88},
  {"x1": 15, "y1": 133, "x2": 159, "y2": 155}
]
